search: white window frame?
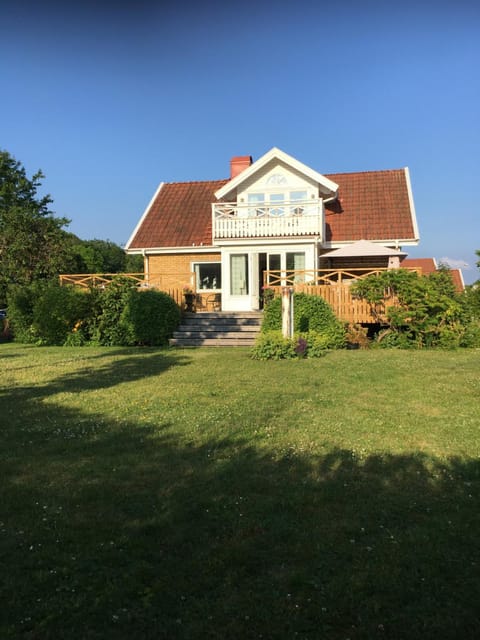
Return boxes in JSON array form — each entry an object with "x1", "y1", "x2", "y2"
[
  {"x1": 246, "y1": 190, "x2": 309, "y2": 217},
  {"x1": 192, "y1": 261, "x2": 221, "y2": 291}
]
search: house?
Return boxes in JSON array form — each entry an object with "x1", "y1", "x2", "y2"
[{"x1": 125, "y1": 147, "x2": 420, "y2": 314}]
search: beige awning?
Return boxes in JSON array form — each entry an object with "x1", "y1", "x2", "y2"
[{"x1": 321, "y1": 239, "x2": 407, "y2": 258}]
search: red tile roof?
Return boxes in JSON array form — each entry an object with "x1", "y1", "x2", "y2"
[
  {"x1": 402, "y1": 258, "x2": 437, "y2": 274},
  {"x1": 128, "y1": 180, "x2": 227, "y2": 249},
  {"x1": 402, "y1": 258, "x2": 465, "y2": 291},
  {"x1": 450, "y1": 270, "x2": 465, "y2": 292},
  {"x1": 127, "y1": 169, "x2": 416, "y2": 250},
  {"x1": 324, "y1": 169, "x2": 415, "y2": 242}
]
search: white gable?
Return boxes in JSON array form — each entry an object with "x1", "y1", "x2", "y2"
[{"x1": 214, "y1": 147, "x2": 338, "y2": 201}]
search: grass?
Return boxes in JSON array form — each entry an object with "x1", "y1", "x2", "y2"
[{"x1": 1, "y1": 343, "x2": 479, "y2": 639}]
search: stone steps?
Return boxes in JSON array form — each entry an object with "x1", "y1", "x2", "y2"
[{"x1": 170, "y1": 312, "x2": 262, "y2": 347}]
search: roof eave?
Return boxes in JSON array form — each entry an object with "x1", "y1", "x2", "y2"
[{"x1": 125, "y1": 182, "x2": 165, "y2": 250}]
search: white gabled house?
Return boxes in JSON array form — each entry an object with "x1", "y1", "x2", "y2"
[{"x1": 125, "y1": 147, "x2": 421, "y2": 315}]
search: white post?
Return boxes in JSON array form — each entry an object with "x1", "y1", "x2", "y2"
[
  {"x1": 282, "y1": 287, "x2": 294, "y2": 338},
  {"x1": 388, "y1": 256, "x2": 400, "y2": 269}
]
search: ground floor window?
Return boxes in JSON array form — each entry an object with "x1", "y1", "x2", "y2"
[{"x1": 193, "y1": 262, "x2": 221, "y2": 290}]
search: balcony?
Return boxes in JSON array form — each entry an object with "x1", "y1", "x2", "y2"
[{"x1": 212, "y1": 199, "x2": 323, "y2": 241}]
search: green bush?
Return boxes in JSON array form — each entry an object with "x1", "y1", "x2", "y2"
[
  {"x1": 306, "y1": 330, "x2": 340, "y2": 355},
  {"x1": 251, "y1": 331, "x2": 298, "y2": 360},
  {"x1": 94, "y1": 276, "x2": 137, "y2": 346},
  {"x1": 123, "y1": 289, "x2": 181, "y2": 346},
  {"x1": 258, "y1": 294, "x2": 345, "y2": 359},
  {"x1": 92, "y1": 278, "x2": 180, "y2": 347},
  {"x1": 251, "y1": 331, "x2": 332, "y2": 360},
  {"x1": 352, "y1": 268, "x2": 472, "y2": 349},
  {"x1": 459, "y1": 321, "x2": 480, "y2": 348},
  {"x1": 7, "y1": 282, "x2": 46, "y2": 344},
  {"x1": 32, "y1": 282, "x2": 92, "y2": 345},
  {"x1": 262, "y1": 293, "x2": 345, "y2": 344},
  {"x1": 7, "y1": 277, "x2": 181, "y2": 347}
]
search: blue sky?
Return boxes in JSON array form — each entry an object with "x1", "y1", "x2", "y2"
[{"x1": 1, "y1": 0, "x2": 479, "y2": 283}]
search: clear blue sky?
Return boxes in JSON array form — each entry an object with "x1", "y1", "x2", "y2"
[{"x1": 1, "y1": 0, "x2": 479, "y2": 283}]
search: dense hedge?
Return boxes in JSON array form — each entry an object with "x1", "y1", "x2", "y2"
[
  {"x1": 7, "y1": 277, "x2": 180, "y2": 347},
  {"x1": 122, "y1": 288, "x2": 182, "y2": 346}
]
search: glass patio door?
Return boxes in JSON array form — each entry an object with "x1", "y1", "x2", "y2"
[
  {"x1": 230, "y1": 254, "x2": 249, "y2": 295},
  {"x1": 222, "y1": 253, "x2": 251, "y2": 311}
]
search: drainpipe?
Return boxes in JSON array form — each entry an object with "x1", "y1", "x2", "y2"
[{"x1": 143, "y1": 250, "x2": 148, "y2": 285}]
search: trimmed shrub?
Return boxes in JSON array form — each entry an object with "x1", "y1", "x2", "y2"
[
  {"x1": 92, "y1": 278, "x2": 182, "y2": 347},
  {"x1": 123, "y1": 289, "x2": 181, "y2": 346},
  {"x1": 32, "y1": 282, "x2": 93, "y2": 345},
  {"x1": 261, "y1": 293, "x2": 345, "y2": 349}
]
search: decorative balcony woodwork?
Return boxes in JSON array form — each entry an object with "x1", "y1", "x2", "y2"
[{"x1": 212, "y1": 199, "x2": 323, "y2": 241}]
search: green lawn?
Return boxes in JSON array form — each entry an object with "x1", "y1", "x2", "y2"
[{"x1": 1, "y1": 343, "x2": 479, "y2": 639}]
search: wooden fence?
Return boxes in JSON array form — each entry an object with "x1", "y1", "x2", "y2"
[
  {"x1": 266, "y1": 284, "x2": 390, "y2": 324},
  {"x1": 59, "y1": 268, "x2": 406, "y2": 322},
  {"x1": 58, "y1": 273, "x2": 221, "y2": 312}
]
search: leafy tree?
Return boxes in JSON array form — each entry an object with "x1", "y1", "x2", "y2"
[
  {"x1": 68, "y1": 238, "x2": 127, "y2": 273},
  {"x1": 64, "y1": 234, "x2": 144, "y2": 274},
  {"x1": 351, "y1": 267, "x2": 466, "y2": 347},
  {"x1": 462, "y1": 250, "x2": 480, "y2": 321},
  {"x1": 125, "y1": 252, "x2": 144, "y2": 273},
  {"x1": 0, "y1": 150, "x2": 70, "y2": 306}
]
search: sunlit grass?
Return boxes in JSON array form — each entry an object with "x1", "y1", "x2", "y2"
[{"x1": 1, "y1": 344, "x2": 479, "y2": 638}]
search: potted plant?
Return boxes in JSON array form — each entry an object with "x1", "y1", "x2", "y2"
[{"x1": 183, "y1": 285, "x2": 196, "y2": 312}]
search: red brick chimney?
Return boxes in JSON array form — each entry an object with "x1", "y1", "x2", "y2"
[{"x1": 230, "y1": 155, "x2": 253, "y2": 179}]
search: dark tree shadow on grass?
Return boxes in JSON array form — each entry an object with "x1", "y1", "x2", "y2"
[
  {"x1": 1, "y1": 376, "x2": 479, "y2": 639},
  {"x1": 0, "y1": 348, "x2": 191, "y2": 402}
]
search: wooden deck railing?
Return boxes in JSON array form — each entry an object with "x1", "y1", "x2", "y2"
[
  {"x1": 264, "y1": 283, "x2": 393, "y2": 323},
  {"x1": 58, "y1": 272, "x2": 221, "y2": 312},
  {"x1": 263, "y1": 268, "x2": 416, "y2": 324},
  {"x1": 59, "y1": 268, "x2": 414, "y2": 323},
  {"x1": 264, "y1": 267, "x2": 419, "y2": 287},
  {"x1": 59, "y1": 273, "x2": 147, "y2": 288}
]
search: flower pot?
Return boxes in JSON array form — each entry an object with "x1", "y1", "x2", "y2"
[{"x1": 184, "y1": 293, "x2": 195, "y2": 312}]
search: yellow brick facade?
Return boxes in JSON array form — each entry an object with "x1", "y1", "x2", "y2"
[{"x1": 146, "y1": 252, "x2": 220, "y2": 289}]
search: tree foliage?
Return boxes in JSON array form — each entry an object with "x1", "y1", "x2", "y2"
[
  {"x1": 0, "y1": 150, "x2": 70, "y2": 306},
  {"x1": 351, "y1": 267, "x2": 475, "y2": 348},
  {"x1": 8, "y1": 277, "x2": 180, "y2": 347},
  {"x1": 65, "y1": 236, "x2": 143, "y2": 274}
]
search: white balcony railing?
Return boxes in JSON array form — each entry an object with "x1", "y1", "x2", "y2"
[{"x1": 212, "y1": 199, "x2": 323, "y2": 240}]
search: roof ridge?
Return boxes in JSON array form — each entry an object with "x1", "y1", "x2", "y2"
[
  {"x1": 325, "y1": 168, "x2": 405, "y2": 177},
  {"x1": 162, "y1": 170, "x2": 406, "y2": 185},
  {"x1": 163, "y1": 178, "x2": 228, "y2": 186}
]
